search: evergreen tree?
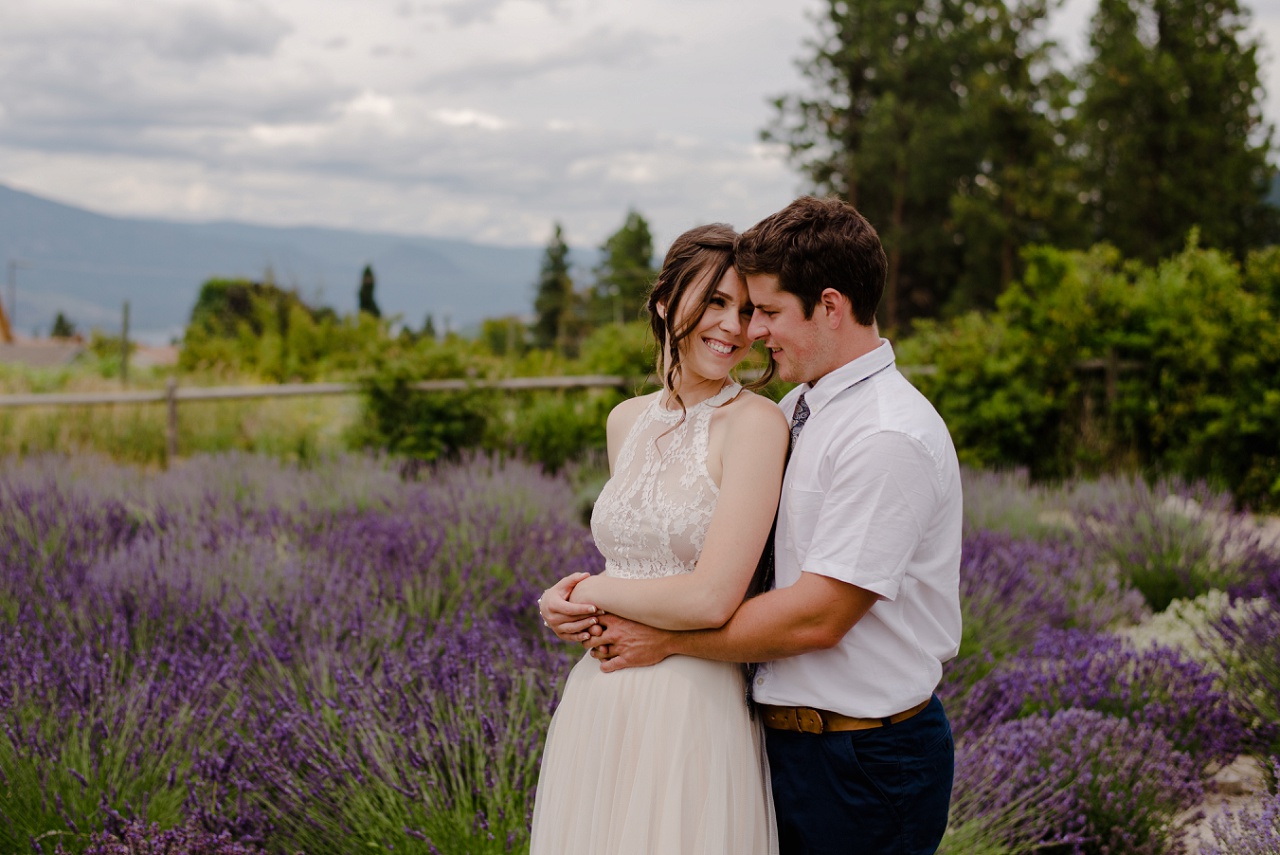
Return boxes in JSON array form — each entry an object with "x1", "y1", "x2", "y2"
[
  {"x1": 943, "y1": 0, "x2": 1088, "y2": 311},
  {"x1": 591, "y1": 210, "x2": 656, "y2": 325},
  {"x1": 358, "y1": 264, "x2": 381, "y2": 318},
  {"x1": 1078, "y1": 0, "x2": 1276, "y2": 261},
  {"x1": 421, "y1": 313, "x2": 437, "y2": 341},
  {"x1": 765, "y1": 0, "x2": 1063, "y2": 325},
  {"x1": 50, "y1": 311, "x2": 77, "y2": 339},
  {"x1": 532, "y1": 223, "x2": 574, "y2": 352}
]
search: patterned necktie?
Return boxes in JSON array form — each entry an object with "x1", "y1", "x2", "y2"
[
  {"x1": 746, "y1": 391, "x2": 813, "y2": 710},
  {"x1": 789, "y1": 393, "x2": 810, "y2": 452}
]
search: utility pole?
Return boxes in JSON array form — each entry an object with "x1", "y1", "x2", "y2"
[
  {"x1": 120, "y1": 301, "x2": 130, "y2": 387},
  {"x1": 5, "y1": 259, "x2": 29, "y2": 343}
]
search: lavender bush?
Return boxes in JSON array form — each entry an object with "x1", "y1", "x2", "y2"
[
  {"x1": 1076, "y1": 477, "x2": 1271, "y2": 611},
  {"x1": 940, "y1": 530, "x2": 1147, "y2": 718},
  {"x1": 1209, "y1": 601, "x2": 1280, "y2": 759},
  {"x1": 0, "y1": 453, "x2": 600, "y2": 854},
  {"x1": 953, "y1": 530, "x2": 1146, "y2": 657},
  {"x1": 957, "y1": 467, "x2": 1059, "y2": 538},
  {"x1": 5, "y1": 452, "x2": 1278, "y2": 853},
  {"x1": 948, "y1": 709, "x2": 1203, "y2": 855},
  {"x1": 55, "y1": 821, "x2": 268, "y2": 855},
  {"x1": 952, "y1": 629, "x2": 1250, "y2": 769},
  {"x1": 1226, "y1": 540, "x2": 1280, "y2": 604}
]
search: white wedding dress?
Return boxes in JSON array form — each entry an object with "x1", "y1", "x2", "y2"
[{"x1": 530, "y1": 383, "x2": 777, "y2": 855}]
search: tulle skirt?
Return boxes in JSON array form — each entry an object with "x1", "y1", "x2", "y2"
[{"x1": 530, "y1": 652, "x2": 778, "y2": 855}]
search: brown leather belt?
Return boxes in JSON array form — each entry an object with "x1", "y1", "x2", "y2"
[{"x1": 760, "y1": 698, "x2": 931, "y2": 734}]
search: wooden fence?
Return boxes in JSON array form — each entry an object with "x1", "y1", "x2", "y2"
[
  {"x1": 0, "y1": 359, "x2": 1140, "y2": 463},
  {"x1": 0, "y1": 375, "x2": 635, "y2": 459}
]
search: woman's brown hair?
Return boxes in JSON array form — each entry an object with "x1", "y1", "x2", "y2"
[{"x1": 645, "y1": 223, "x2": 739, "y2": 414}]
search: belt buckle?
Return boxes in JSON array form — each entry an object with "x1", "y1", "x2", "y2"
[{"x1": 796, "y1": 707, "x2": 824, "y2": 734}]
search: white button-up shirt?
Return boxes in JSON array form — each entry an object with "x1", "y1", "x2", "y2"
[{"x1": 753, "y1": 339, "x2": 963, "y2": 719}]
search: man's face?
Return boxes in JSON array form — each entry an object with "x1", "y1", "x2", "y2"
[{"x1": 745, "y1": 273, "x2": 828, "y2": 385}]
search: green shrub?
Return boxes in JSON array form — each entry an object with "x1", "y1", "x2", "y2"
[
  {"x1": 180, "y1": 278, "x2": 387, "y2": 380},
  {"x1": 509, "y1": 390, "x2": 620, "y2": 473},
  {"x1": 353, "y1": 341, "x2": 497, "y2": 461},
  {"x1": 576, "y1": 320, "x2": 654, "y2": 379},
  {"x1": 902, "y1": 237, "x2": 1280, "y2": 509}
]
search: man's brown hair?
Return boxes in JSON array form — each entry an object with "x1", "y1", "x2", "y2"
[{"x1": 735, "y1": 196, "x2": 886, "y2": 325}]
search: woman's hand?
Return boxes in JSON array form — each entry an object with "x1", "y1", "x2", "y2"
[{"x1": 538, "y1": 572, "x2": 603, "y2": 644}]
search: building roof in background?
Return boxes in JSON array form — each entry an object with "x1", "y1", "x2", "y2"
[{"x1": 0, "y1": 339, "x2": 84, "y2": 367}]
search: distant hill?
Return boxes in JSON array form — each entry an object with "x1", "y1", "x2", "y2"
[{"x1": 0, "y1": 182, "x2": 566, "y2": 342}]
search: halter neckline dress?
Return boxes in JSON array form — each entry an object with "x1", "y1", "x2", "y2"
[{"x1": 530, "y1": 382, "x2": 777, "y2": 855}]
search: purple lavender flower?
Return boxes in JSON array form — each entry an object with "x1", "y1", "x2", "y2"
[
  {"x1": 1076, "y1": 477, "x2": 1276, "y2": 612},
  {"x1": 1, "y1": 453, "x2": 598, "y2": 853},
  {"x1": 951, "y1": 709, "x2": 1203, "y2": 855},
  {"x1": 953, "y1": 628, "x2": 1249, "y2": 768},
  {"x1": 55, "y1": 820, "x2": 268, "y2": 855},
  {"x1": 1209, "y1": 603, "x2": 1280, "y2": 757}
]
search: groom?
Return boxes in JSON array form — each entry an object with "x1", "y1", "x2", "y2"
[{"x1": 544, "y1": 196, "x2": 962, "y2": 855}]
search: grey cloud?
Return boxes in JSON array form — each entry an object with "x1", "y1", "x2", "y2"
[
  {"x1": 0, "y1": 1, "x2": 291, "y2": 67},
  {"x1": 144, "y1": 1, "x2": 292, "y2": 62},
  {"x1": 395, "y1": 0, "x2": 569, "y2": 27},
  {"x1": 421, "y1": 26, "x2": 666, "y2": 91},
  {"x1": 0, "y1": 5, "x2": 342, "y2": 155},
  {"x1": 0, "y1": 0, "x2": 807, "y2": 248},
  {"x1": 0, "y1": 69, "x2": 350, "y2": 147}
]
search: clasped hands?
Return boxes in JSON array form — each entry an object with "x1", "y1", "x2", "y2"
[{"x1": 536, "y1": 572, "x2": 667, "y2": 671}]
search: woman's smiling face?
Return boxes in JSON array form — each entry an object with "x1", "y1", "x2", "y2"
[{"x1": 672, "y1": 266, "x2": 754, "y2": 383}]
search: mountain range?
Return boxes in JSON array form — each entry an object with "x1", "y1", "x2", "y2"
[{"x1": 0, "y1": 182, "x2": 565, "y2": 342}]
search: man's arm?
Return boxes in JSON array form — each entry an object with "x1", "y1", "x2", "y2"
[{"x1": 585, "y1": 570, "x2": 878, "y2": 671}]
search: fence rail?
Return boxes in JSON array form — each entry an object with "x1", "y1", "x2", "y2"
[
  {"x1": 0, "y1": 367, "x2": 951, "y2": 411},
  {"x1": 0, "y1": 374, "x2": 636, "y2": 410},
  {"x1": 0, "y1": 366, "x2": 957, "y2": 460},
  {"x1": 0, "y1": 375, "x2": 641, "y2": 460}
]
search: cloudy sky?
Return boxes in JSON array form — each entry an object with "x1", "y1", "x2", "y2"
[{"x1": 2, "y1": 0, "x2": 1279, "y2": 252}]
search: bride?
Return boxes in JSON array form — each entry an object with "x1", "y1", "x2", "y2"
[{"x1": 530, "y1": 223, "x2": 788, "y2": 855}]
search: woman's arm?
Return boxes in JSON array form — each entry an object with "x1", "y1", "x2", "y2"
[
  {"x1": 569, "y1": 395, "x2": 788, "y2": 631},
  {"x1": 537, "y1": 394, "x2": 649, "y2": 644}
]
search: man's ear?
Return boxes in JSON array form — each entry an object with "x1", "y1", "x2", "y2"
[{"x1": 818, "y1": 288, "x2": 849, "y2": 327}]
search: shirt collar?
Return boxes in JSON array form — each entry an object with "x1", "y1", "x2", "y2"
[{"x1": 797, "y1": 339, "x2": 895, "y2": 418}]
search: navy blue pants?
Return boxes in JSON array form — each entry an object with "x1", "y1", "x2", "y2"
[{"x1": 765, "y1": 695, "x2": 954, "y2": 855}]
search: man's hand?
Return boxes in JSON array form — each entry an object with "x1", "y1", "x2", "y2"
[
  {"x1": 583, "y1": 614, "x2": 673, "y2": 672},
  {"x1": 538, "y1": 572, "x2": 602, "y2": 644}
]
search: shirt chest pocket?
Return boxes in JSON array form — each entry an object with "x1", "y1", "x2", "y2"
[{"x1": 780, "y1": 487, "x2": 825, "y2": 564}]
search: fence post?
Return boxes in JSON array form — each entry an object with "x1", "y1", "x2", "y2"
[{"x1": 165, "y1": 377, "x2": 179, "y2": 463}]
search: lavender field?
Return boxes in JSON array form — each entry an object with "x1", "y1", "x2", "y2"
[{"x1": 2, "y1": 454, "x2": 1280, "y2": 854}]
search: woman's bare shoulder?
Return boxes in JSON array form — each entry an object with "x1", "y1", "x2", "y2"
[
  {"x1": 607, "y1": 391, "x2": 658, "y2": 431},
  {"x1": 717, "y1": 388, "x2": 789, "y2": 436}
]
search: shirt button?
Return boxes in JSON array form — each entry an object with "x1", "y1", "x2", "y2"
[{"x1": 755, "y1": 678, "x2": 765, "y2": 686}]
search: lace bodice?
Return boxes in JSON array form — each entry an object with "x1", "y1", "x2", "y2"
[{"x1": 590, "y1": 383, "x2": 741, "y2": 580}]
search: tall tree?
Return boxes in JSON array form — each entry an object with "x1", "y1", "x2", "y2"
[
  {"x1": 358, "y1": 264, "x2": 381, "y2": 318},
  {"x1": 591, "y1": 210, "x2": 656, "y2": 325},
  {"x1": 766, "y1": 0, "x2": 1063, "y2": 326},
  {"x1": 533, "y1": 223, "x2": 574, "y2": 352},
  {"x1": 50, "y1": 311, "x2": 77, "y2": 339},
  {"x1": 1079, "y1": 0, "x2": 1276, "y2": 261},
  {"x1": 943, "y1": 0, "x2": 1088, "y2": 311}
]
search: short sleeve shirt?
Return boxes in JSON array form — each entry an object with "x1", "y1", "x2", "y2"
[{"x1": 752, "y1": 340, "x2": 963, "y2": 719}]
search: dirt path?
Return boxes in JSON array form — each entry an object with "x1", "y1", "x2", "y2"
[{"x1": 1179, "y1": 756, "x2": 1271, "y2": 852}]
